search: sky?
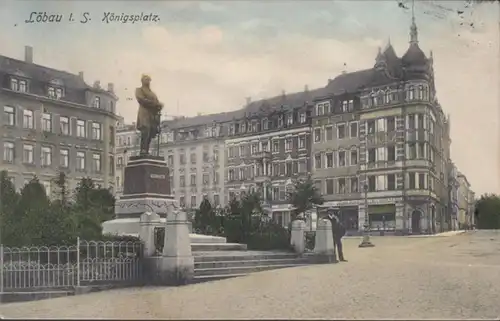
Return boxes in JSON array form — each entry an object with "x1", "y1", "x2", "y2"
[{"x1": 0, "y1": 0, "x2": 498, "y2": 195}]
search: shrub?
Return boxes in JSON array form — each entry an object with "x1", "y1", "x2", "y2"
[{"x1": 246, "y1": 221, "x2": 291, "y2": 251}]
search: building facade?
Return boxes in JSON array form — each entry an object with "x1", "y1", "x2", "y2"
[
  {"x1": 0, "y1": 46, "x2": 118, "y2": 196},
  {"x1": 224, "y1": 92, "x2": 313, "y2": 226},
  {"x1": 457, "y1": 171, "x2": 473, "y2": 228}
]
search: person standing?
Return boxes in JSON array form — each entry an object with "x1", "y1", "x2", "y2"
[{"x1": 327, "y1": 209, "x2": 347, "y2": 262}]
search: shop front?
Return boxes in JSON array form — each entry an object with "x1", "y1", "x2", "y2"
[{"x1": 368, "y1": 204, "x2": 397, "y2": 232}]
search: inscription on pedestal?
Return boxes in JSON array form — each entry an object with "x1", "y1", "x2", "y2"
[{"x1": 123, "y1": 156, "x2": 171, "y2": 196}]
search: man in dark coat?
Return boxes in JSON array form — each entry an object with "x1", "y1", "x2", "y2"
[{"x1": 327, "y1": 209, "x2": 347, "y2": 262}]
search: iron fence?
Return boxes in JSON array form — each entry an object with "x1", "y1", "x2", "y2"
[{"x1": 0, "y1": 238, "x2": 143, "y2": 293}]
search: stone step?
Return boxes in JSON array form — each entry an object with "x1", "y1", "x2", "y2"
[
  {"x1": 189, "y1": 234, "x2": 227, "y2": 244},
  {"x1": 191, "y1": 243, "x2": 247, "y2": 251},
  {"x1": 194, "y1": 263, "x2": 307, "y2": 277},
  {"x1": 195, "y1": 257, "x2": 310, "y2": 269},
  {"x1": 192, "y1": 273, "x2": 247, "y2": 284},
  {"x1": 193, "y1": 251, "x2": 299, "y2": 262}
]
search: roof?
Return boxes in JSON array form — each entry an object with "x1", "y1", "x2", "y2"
[
  {"x1": 325, "y1": 69, "x2": 376, "y2": 94},
  {"x1": 0, "y1": 54, "x2": 114, "y2": 105},
  {"x1": 402, "y1": 43, "x2": 428, "y2": 66}
]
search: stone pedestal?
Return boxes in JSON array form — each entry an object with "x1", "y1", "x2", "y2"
[
  {"x1": 102, "y1": 155, "x2": 176, "y2": 236},
  {"x1": 143, "y1": 206, "x2": 194, "y2": 286},
  {"x1": 139, "y1": 212, "x2": 161, "y2": 257},
  {"x1": 312, "y1": 219, "x2": 337, "y2": 263},
  {"x1": 290, "y1": 220, "x2": 306, "y2": 254}
]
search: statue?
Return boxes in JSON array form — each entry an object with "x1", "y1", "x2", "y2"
[{"x1": 135, "y1": 74, "x2": 164, "y2": 155}]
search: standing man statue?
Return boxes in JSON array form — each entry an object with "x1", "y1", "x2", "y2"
[{"x1": 135, "y1": 74, "x2": 164, "y2": 155}]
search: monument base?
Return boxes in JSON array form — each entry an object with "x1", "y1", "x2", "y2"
[{"x1": 143, "y1": 256, "x2": 194, "y2": 286}]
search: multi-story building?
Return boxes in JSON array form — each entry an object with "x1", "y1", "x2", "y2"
[
  {"x1": 115, "y1": 113, "x2": 230, "y2": 209},
  {"x1": 224, "y1": 92, "x2": 314, "y2": 226},
  {"x1": 0, "y1": 46, "x2": 118, "y2": 196},
  {"x1": 448, "y1": 162, "x2": 460, "y2": 230},
  {"x1": 310, "y1": 15, "x2": 452, "y2": 234},
  {"x1": 457, "y1": 171, "x2": 473, "y2": 228}
]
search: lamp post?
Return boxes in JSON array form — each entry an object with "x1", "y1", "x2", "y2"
[{"x1": 359, "y1": 183, "x2": 375, "y2": 248}]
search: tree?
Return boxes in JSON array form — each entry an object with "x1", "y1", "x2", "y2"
[
  {"x1": 193, "y1": 197, "x2": 217, "y2": 234},
  {"x1": 71, "y1": 177, "x2": 116, "y2": 240},
  {"x1": 475, "y1": 194, "x2": 500, "y2": 229},
  {"x1": 0, "y1": 171, "x2": 20, "y2": 246},
  {"x1": 53, "y1": 171, "x2": 70, "y2": 206},
  {"x1": 287, "y1": 175, "x2": 324, "y2": 221}
]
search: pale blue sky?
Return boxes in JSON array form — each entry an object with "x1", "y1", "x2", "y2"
[{"x1": 0, "y1": 0, "x2": 498, "y2": 194}]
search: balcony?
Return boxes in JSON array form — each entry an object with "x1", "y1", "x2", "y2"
[{"x1": 252, "y1": 151, "x2": 272, "y2": 160}]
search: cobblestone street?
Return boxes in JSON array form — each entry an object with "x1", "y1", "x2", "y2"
[{"x1": 1, "y1": 231, "x2": 499, "y2": 319}]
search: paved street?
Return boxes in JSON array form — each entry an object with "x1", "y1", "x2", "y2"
[{"x1": 1, "y1": 231, "x2": 500, "y2": 319}]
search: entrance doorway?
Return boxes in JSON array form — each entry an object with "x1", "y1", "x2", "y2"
[{"x1": 411, "y1": 210, "x2": 422, "y2": 234}]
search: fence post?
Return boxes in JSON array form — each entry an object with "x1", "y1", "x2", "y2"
[
  {"x1": 76, "y1": 237, "x2": 80, "y2": 287},
  {"x1": 0, "y1": 244, "x2": 4, "y2": 294}
]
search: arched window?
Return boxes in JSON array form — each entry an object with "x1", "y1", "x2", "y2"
[{"x1": 418, "y1": 85, "x2": 424, "y2": 100}]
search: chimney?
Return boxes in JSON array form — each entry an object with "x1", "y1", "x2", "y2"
[
  {"x1": 93, "y1": 80, "x2": 101, "y2": 89},
  {"x1": 24, "y1": 45, "x2": 33, "y2": 63},
  {"x1": 245, "y1": 97, "x2": 251, "y2": 105},
  {"x1": 78, "y1": 71, "x2": 84, "y2": 80},
  {"x1": 107, "y1": 82, "x2": 114, "y2": 93}
]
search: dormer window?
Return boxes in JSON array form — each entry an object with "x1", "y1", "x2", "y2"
[
  {"x1": 299, "y1": 112, "x2": 306, "y2": 124},
  {"x1": 94, "y1": 96, "x2": 101, "y2": 108},
  {"x1": 278, "y1": 115, "x2": 283, "y2": 127},
  {"x1": 262, "y1": 118, "x2": 268, "y2": 130},
  {"x1": 10, "y1": 78, "x2": 18, "y2": 91},
  {"x1": 315, "y1": 101, "x2": 330, "y2": 116},
  {"x1": 286, "y1": 113, "x2": 293, "y2": 125},
  {"x1": 348, "y1": 100, "x2": 354, "y2": 111},
  {"x1": 19, "y1": 80, "x2": 27, "y2": 92},
  {"x1": 48, "y1": 86, "x2": 63, "y2": 99},
  {"x1": 10, "y1": 78, "x2": 27, "y2": 92},
  {"x1": 241, "y1": 122, "x2": 246, "y2": 133},
  {"x1": 342, "y1": 101, "x2": 348, "y2": 112},
  {"x1": 385, "y1": 90, "x2": 391, "y2": 104},
  {"x1": 408, "y1": 86, "x2": 416, "y2": 101}
]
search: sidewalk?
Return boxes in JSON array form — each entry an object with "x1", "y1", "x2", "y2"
[{"x1": 343, "y1": 230, "x2": 466, "y2": 239}]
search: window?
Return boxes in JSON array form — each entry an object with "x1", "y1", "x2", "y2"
[
  {"x1": 190, "y1": 174, "x2": 196, "y2": 186},
  {"x1": 408, "y1": 143, "x2": 416, "y2": 159},
  {"x1": 203, "y1": 152, "x2": 209, "y2": 162},
  {"x1": 273, "y1": 141, "x2": 279, "y2": 153},
  {"x1": 4, "y1": 106, "x2": 15, "y2": 126},
  {"x1": 408, "y1": 173, "x2": 416, "y2": 189},
  {"x1": 94, "y1": 96, "x2": 101, "y2": 108},
  {"x1": 338, "y1": 151, "x2": 346, "y2": 166},
  {"x1": 55, "y1": 88, "x2": 63, "y2": 99},
  {"x1": 299, "y1": 112, "x2": 306, "y2": 123},
  {"x1": 387, "y1": 174, "x2": 396, "y2": 190},
  {"x1": 342, "y1": 101, "x2": 348, "y2": 112},
  {"x1": 417, "y1": 142, "x2": 425, "y2": 159},
  {"x1": 350, "y1": 149, "x2": 358, "y2": 165},
  {"x1": 299, "y1": 136, "x2": 305, "y2": 149},
  {"x1": 92, "y1": 153, "x2": 101, "y2": 172},
  {"x1": 350, "y1": 122, "x2": 358, "y2": 138},
  {"x1": 76, "y1": 120, "x2": 86, "y2": 138},
  {"x1": 203, "y1": 173, "x2": 209, "y2": 184},
  {"x1": 285, "y1": 139, "x2": 292, "y2": 151},
  {"x1": 214, "y1": 194, "x2": 220, "y2": 206},
  {"x1": 60, "y1": 149, "x2": 69, "y2": 168},
  {"x1": 350, "y1": 177, "x2": 358, "y2": 193},
  {"x1": 338, "y1": 178, "x2": 346, "y2": 194},
  {"x1": 314, "y1": 128, "x2": 322, "y2": 143},
  {"x1": 417, "y1": 114, "x2": 424, "y2": 129},
  {"x1": 314, "y1": 153, "x2": 322, "y2": 169},
  {"x1": 213, "y1": 149, "x2": 219, "y2": 161},
  {"x1": 408, "y1": 114, "x2": 415, "y2": 129},
  {"x1": 191, "y1": 195, "x2": 197, "y2": 208},
  {"x1": 387, "y1": 117, "x2": 396, "y2": 132},
  {"x1": 91, "y1": 122, "x2": 102, "y2": 140},
  {"x1": 76, "y1": 151, "x2": 86, "y2": 170},
  {"x1": 179, "y1": 153, "x2": 186, "y2": 165},
  {"x1": 3, "y1": 142, "x2": 14, "y2": 162},
  {"x1": 41, "y1": 113, "x2": 52, "y2": 132},
  {"x1": 367, "y1": 120, "x2": 375, "y2": 134},
  {"x1": 214, "y1": 172, "x2": 220, "y2": 184},
  {"x1": 316, "y1": 101, "x2": 330, "y2": 116},
  {"x1": 298, "y1": 159, "x2": 306, "y2": 173},
  {"x1": 348, "y1": 100, "x2": 354, "y2": 111},
  {"x1": 179, "y1": 196, "x2": 186, "y2": 207},
  {"x1": 376, "y1": 118, "x2": 386, "y2": 132},
  {"x1": 287, "y1": 114, "x2": 293, "y2": 125},
  {"x1": 337, "y1": 124, "x2": 346, "y2": 139},
  {"x1": 19, "y1": 80, "x2": 27, "y2": 92},
  {"x1": 326, "y1": 179, "x2": 334, "y2": 195},
  {"x1": 10, "y1": 78, "x2": 18, "y2": 91},
  {"x1": 325, "y1": 127, "x2": 333, "y2": 141},
  {"x1": 419, "y1": 173, "x2": 426, "y2": 189},
  {"x1": 23, "y1": 110, "x2": 34, "y2": 129},
  {"x1": 368, "y1": 148, "x2": 376, "y2": 163},
  {"x1": 41, "y1": 146, "x2": 52, "y2": 166},
  {"x1": 48, "y1": 86, "x2": 62, "y2": 99},
  {"x1": 180, "y1": 175, "x2": 185, "y2": 187},
  {"x1": 326, "y1": 152, "x2": 334, "y2": 168},
  {"x1": 190, "y1": 153, "x2": 196, "y2": 164},
  {"x1": 23, "y1": 144, "x2": 34, "y2": 164},
  {"x1": 239, "y1": 145, "x2": 245, "y2": 157},
  {"x1": 387, "y1": 145, "x2": 396, "y2": 161},
  {"x1": 376, "y1": 147, "x2": 386, "y2": 162},
  {"x1": 376, "y1": 175, "x2": 386, "y2": 191},
  {"x1": 368, "y1": 176, "x2": 376, "y2": 192}
]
